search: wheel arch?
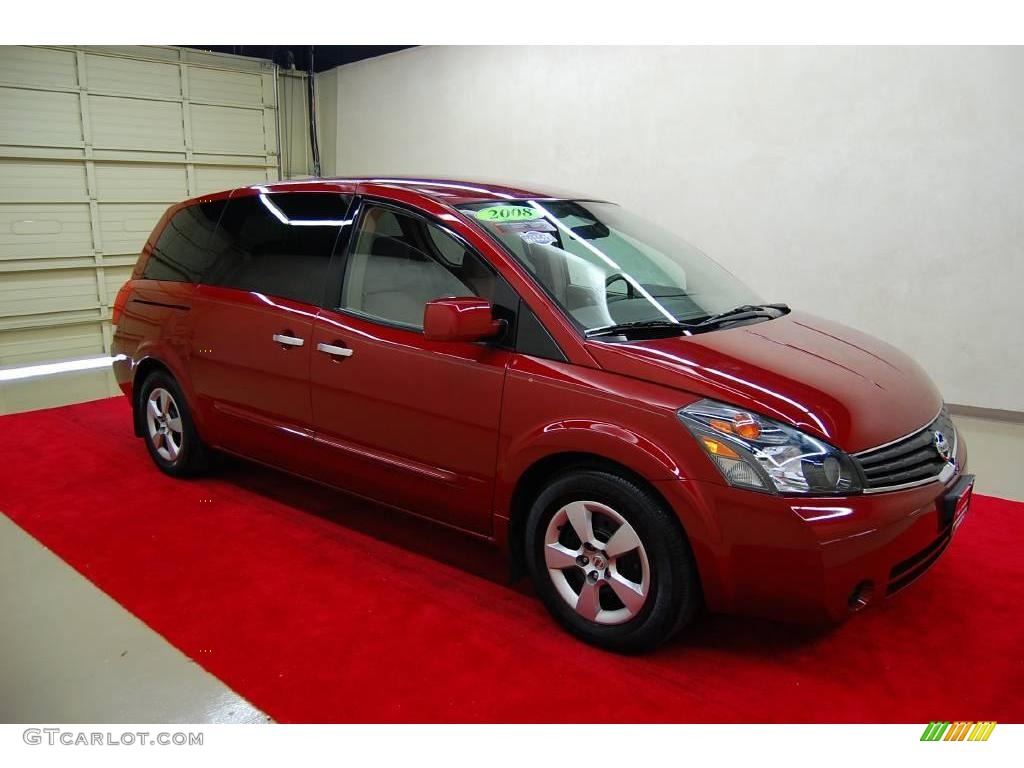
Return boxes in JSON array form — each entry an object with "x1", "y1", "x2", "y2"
[
  {"x1": 130, "y1": 356, "x2": 202, "y2": 439},
  {"x1": 504, "y1": 451, "x2": 693, "y2": 582}
]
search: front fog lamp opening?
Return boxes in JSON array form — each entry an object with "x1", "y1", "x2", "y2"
[{"x1": 848, "y1": 580, "x2": 875, "y2": 612}]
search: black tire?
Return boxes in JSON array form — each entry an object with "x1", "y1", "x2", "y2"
[
  {"x1": 137, "y1": 370, "x2": 210, "y2": 477},
  {"x1": 525, "y1": 469, "x2": 700, "y2": 653}
]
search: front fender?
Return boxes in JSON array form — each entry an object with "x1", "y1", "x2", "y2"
[
  {"x1": 493, "y1": 417, "x2": 729, "y2": 601},
  {"x1": 501, "y1": 418, "x2": 683, "y2": 488},
  {"x1": 497, "y1": 416, "x2": 725, "y2": 538}
]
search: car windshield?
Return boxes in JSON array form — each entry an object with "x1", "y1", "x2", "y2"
[{"x1": 460, "y1": 199, "x2": 761, "y2": 334}]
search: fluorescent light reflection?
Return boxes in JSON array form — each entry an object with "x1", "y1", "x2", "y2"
[
  {"x1": 0, "y1": 355, "x2": 117, "y2": 382},
  {"x1": 258, "y1": 194, "x2": 351, "y2": 227}
]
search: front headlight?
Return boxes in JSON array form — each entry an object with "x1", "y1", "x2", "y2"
[{"x1": 678, "y1": 399, "x2": 862, "y2": 495}]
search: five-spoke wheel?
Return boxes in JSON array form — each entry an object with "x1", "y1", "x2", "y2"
[
  {"x1": 145, "y1": 387, "x2": 184, "y2": 462},
  {"x1": 138, "y1": 370, "x2": 209, "y2": 477},
  {"x1": 544, "y1": 500, "x2": 650, "y2": 625},
  {"x1": 526, "y1": 469, "x2": 700, "y2": 652}
]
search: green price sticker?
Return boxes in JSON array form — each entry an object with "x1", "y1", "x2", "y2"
[{"x1": 475, "y1": 205, "x2": 541, "y2": 222}]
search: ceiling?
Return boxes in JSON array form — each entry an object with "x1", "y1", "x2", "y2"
[{"x1": 182, "y1": 46, "x2": 414, "y2": 73}]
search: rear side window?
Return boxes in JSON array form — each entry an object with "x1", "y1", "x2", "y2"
[
  {"x1": 203, "y1": 192, "x2": 352, "y2": 305},
  {"x1": 143, "y1": 201, "x2": 227, "y2": 282}
]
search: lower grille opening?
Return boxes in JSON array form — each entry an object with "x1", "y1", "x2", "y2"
[{"x1": 886, "y1": 526, "x2": 952, "y2": 595}]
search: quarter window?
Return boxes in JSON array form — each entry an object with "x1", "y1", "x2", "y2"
[
  {"x1": 203, "y1": 193, "x2": 352, "y2": 305},
  {"x1": 143, "y1": 201, "x2": 227, "y2": 283},
  {"x1": 339, "y1": 206, "x2": 498, "y2": 329}
]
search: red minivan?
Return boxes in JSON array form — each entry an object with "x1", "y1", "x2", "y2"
[{"x1": 112, "y1": 177, "x2": 973, "y2": 652}]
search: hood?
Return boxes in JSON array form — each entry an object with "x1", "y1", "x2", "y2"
[{"x1": 586, "y1": 311, "x2": 943, "y2": 453}]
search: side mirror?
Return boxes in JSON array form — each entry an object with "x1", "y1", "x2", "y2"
[{"x1": 423, "y1": 297, "x2": 504, "y2": 342}]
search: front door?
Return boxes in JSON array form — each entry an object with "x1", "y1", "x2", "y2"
[{"x1": 308, "y1": 203, "x2": 514, "y2": 535}]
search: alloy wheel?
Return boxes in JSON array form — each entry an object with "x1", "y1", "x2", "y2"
[
  {"x1": 146, "y1": 387, "x2": 184, "y2": 462},
  {"x1": 543, "y1": 500, "x2": 651, "y2": 625}
]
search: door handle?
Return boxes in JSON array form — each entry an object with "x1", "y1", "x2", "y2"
[
  {"x1": 272, "y1": 333, "x2": 305, "y2": 347},
  {"x1": 317, "y1": 342, "x2": 354, "y2": 358}
]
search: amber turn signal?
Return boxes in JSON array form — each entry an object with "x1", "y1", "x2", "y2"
[
  {"x1": 708, "y1": 413, "x2": 761, "y2": 440},
  {"x1": 731, "y1": 413, "x2": 761, "y2": 439},
  {"x1": 700, "y1": 436, "x2": 741, "y2": 459}
]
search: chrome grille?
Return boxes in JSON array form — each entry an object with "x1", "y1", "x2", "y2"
[{"x1": 853, "y1": 406, "x2": 956, "y2": 492}]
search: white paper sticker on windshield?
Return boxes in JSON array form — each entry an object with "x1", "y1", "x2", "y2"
[
  {"x1": 495, "y1": 219, "x2": 556, "y2": 233},
  {"x1": 519, "y1": 231, "x2": 557, "y2": 246}
]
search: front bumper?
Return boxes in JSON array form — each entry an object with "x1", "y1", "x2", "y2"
[{"x1": 654, "y1": 440, "x2": 970, "y2": 623}]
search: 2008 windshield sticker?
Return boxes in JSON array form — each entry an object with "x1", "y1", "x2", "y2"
[{"x1": 475, "y1": 205, "x2": 542, "y2": 222}]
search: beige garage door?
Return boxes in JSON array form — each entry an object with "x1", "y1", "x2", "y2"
[{"x1": 0, "y1": 45, "x2": 290, "y2": 414}]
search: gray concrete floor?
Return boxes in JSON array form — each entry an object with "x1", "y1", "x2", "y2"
[{"x1": 0, "y1": 514, "x2": 269, "y2": 724}]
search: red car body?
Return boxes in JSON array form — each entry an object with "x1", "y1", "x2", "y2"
[{"x1": 112, "y1": 177, "x2": 970, "y2": 625}]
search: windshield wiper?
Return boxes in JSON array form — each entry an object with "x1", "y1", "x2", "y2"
[
  {"x1": 586, "y1": 304, "x2": 789, "y2": 339},
  {"x1": 688, "y1": 303, "x2": 789, "y2": 331},
  {"x1": 585, "y1": 319, "x2": 692, "y2": 339}
]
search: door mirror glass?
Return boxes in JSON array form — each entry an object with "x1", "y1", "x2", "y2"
[{"x1": 423, "y1": 297, "x2": 503, "y2": 342}]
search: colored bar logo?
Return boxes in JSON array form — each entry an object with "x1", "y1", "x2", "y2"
[{"x1": 921, "y1": 721, "x2": 997, "y2": 741}]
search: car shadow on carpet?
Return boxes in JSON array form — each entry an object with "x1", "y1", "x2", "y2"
[{"x1": 214, "y1": 453, "x2": 837, "y2": 656}]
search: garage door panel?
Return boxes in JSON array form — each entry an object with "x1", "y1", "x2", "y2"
[
  {"x1": 189, "y1": 68, "x2": 264, "y2": 107},
  {"x1": 193, "y1": 165, "x2": 270, "y2": 196},
  {"x1": 94, "y1": 162, "x2": 188, "y2": 203},
  {"x1": 263, "y1": 110, "x2": 280, "y2": 155},
  {"x1": 103, "y1": 265, "x2": 134, "y2": 299},
  {"x1": 0, "y1": 46, "x2": 281, "y2": 405},
  {"x1": 89, "y1": 95, "x2": 185, "y2": 150},
  {"x1": 0, "y1": 204, "x2": 93, "y2": 260},
  {"x1": 0, "y1": 324, "x2": 106, "y2": 366},
  {"x1": 192, "y1": 153, "x2": 274, "y2": 166},
  {"x1": 97, "y1": 203, "x2": 167, "y2": 256},
  {"x1": 0, "y1": 268, "x2": 100, "y2": 317},
  {"x1": 191, "y1": 104, "x2": 266, "y2": 154},
  {"x1": 0, "y1": 87, "x2": 83, "y2": 147},
  {"x1": 99, "y1": 254, "x2": 140, "y2": 269},
  {"x1": 85, "y1": 53, "x2": 182, "y2": 100},
  {"x1": 0, "y1": 159, "x2": 88, "y2": 203},
  {"x1": 0, "y1": 46, "x2": 78, "y2": 90}
]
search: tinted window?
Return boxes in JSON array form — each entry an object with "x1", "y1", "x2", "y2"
[
  {"x1": 143, "y1": 201, "x2": 226, "y2": 282},
  {"x1": 204, "y1": 192, "x2": 352, "y2": 305},
  {"x1": 340, "y1": 206, "x2": 499, "y2": 329}
]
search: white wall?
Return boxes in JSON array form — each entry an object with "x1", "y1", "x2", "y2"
[
  {"x1": 316, "y1": 66, "x2": 339, "y2": 178},
  {"x1": 323, "y1": 46, "x2": 1024, "y2": 413}
]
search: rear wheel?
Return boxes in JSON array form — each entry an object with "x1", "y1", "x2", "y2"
[
  {"x1": 525, "y1": 469, "x2": 699, "y2": 653},
  {"x1": 138, "y1": 371, "x2": 209, "y2": 477}
]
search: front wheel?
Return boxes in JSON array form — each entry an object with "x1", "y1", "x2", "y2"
[{"x1": 525, "y1": 470, "x2": 700, "y2": 653}]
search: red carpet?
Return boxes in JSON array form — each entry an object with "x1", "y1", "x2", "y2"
[{"x1": 1, "y1": 397, "x2": 1021, "y2": 723}]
